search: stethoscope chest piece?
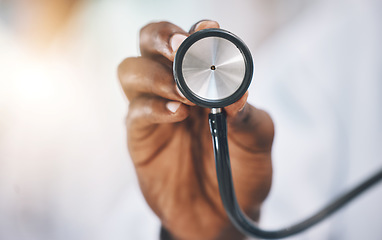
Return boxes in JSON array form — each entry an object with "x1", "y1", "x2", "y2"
[{"x1": 173, "y1": 28, "x2": 254, "y2": 108}]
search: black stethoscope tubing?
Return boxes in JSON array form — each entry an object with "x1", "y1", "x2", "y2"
[
  {"x1": 174, "y1": 28, "x2": 382, "y2": 239},
  {"x1": 210, "y1": 111, "x2": 382, "y2": 239}
]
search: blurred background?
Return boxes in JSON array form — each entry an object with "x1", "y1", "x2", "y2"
[{"x1": 0, "y1": 0, "x2": 381, "y2": 239}]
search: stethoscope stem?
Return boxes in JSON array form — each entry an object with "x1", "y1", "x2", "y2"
[{"x1": 210, "y1": 108, "x2": 222, "y2": 114}]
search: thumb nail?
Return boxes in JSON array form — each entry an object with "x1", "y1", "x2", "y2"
[
  {"x1": 170, "y1": 34, "x2": 187, "y2": 52},
  {"x1": 166, "y1": 101, "x2": 181, "y2": 113}
]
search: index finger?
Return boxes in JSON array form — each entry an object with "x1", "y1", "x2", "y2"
[
  {"x1": 139, "y1": 21, "x2": 188, "y2": 62},
  {"x1": 188, "y1": 20, "x2": 220, "y2": 34},
  {"x1": 139, "y1": 20, "x2": 221, "y2": 63}
]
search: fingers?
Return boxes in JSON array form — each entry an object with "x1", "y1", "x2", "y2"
[
  {"x1": 118, "y1": 57, "x2": 193, "y2": 105},
  {"x1": 227, "y1": 104, "x2": 275, "y2": 152},
  {"x1": 170, "y1": 20, "x2": 220, "y2": 60},
  {"x1": 223, "y1": 91, "x2": 274, "y2": 152},
  {"x1": 140, "y1": 21, "x2": 188, "y2": 62},
  {"x1": 189, "y1": 20, "x2": 220, "y2": 34},
  {"x1": 139, "y1": 20, "x2": 221, "y2": 63},
  {"x1": 223, "y1": 91, "x2": 274, "y2": 151},
  {"x1": 224, "y1": 91, "x2": 248, "y2": 117},
  {"x1": 127, "y1": 96, "x2": 189, "y2": 130}
]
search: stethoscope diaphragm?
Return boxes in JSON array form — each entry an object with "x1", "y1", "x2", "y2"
[{"x1": 173, "y1": 28, "x2": 254, "y2": 108}]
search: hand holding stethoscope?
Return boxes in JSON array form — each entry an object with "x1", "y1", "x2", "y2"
[
  {"x1": 119, "y1": 20, "x2": 273, "y2": 239},
  {"x1": 120, "y1": 20, "x2": 382, "y2": 239}
]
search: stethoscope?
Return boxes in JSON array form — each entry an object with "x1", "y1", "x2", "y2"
[{"x1": 173, "y1": 28, "x2": 382, "y2": 239}]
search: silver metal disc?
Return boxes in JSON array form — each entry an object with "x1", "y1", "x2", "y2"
[{"x1": 181, "y1": 36, "x2": 246, "y2": 100}]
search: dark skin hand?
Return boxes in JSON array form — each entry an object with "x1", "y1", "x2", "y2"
[{"x1": 118, "y1": 20, "x2": 274, "y2": 240}]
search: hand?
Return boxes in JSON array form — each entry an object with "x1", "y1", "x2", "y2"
[{"x1": 118, "y1": 20, "x2": 274, "y2": 240}]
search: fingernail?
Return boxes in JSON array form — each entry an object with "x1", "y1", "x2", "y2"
[
  {"x1": 194, "y1": 21, "x2": 205, "y2": 31},
  {"x1": 194, "y1": 20, "x2": 219, "y2": 31},
  {"x1": 170, "y1": 34, "x2": 187, "y2": 52},
  {"x1": 166, "y1": 101, "x2": 181, "y2": 113}
]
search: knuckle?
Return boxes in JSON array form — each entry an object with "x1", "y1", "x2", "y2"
[
  {"x1": 139, "y1": 21, "x2": 173, "y2": 56},
  {"x1": 127, "y1": 97, "x2": 153, "y2": 124},
  {"x1": 139, "y1": 22, "x2": 156, "y2": 37},
  {"x1": 139, "y1": 21, "x2": 185, "y2": 59},
  {"x1": 118, "y1": 57, "x2": 145, "y2": 99},
  {"x1": 157, "y1": 21, "x2": 173, "y2": 28},
  {"x1": 139, "y1": 21, "x2": 172, "y2": 41},
  {"x1": 118, "y1": 57, "x2": 133, "y2": 75},
  {"x1": 118, "y1": 57, "x2": 137, "y2": 84}
]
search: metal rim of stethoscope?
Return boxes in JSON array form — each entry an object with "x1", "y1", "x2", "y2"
[{"x1": 173, "y1": 28, "x2": 254, "y2": 108}]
